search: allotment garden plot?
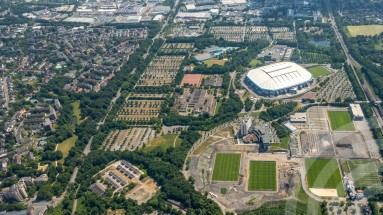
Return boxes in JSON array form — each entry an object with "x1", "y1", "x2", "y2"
[
  {"x1": 212, "y1": 153, "x2": 241, "y2": 181},
  {"x1": 117, "y1": 99, "x2": 163, "y2": 122},
  {"x1": 137, "y1": 56, "x2": 184, "y2": 87},
  {"x1": 158, "y1": 43, "x2": 193, "y2": 55},
  {"x1": 305, "y1": 158, "x2": 345, "y2": 197},
  {"x1": 248, "y1": 161, "x2": 277, "y2": 191},
  {"x1": 102, "y1": 128, "x2": 155, "y2": 151}
]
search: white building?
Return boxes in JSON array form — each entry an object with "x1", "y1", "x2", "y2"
[
  {"x1": 220, "y1": 0, "x2": 247, "y2": 6},
  {"x1": 175, "y1": 12, "x2": 212, "y2": 22},
  {"x1": 290, "y1": 112, "x2": 307, "y2": 123},
  {"x1": 240, "y1": 117, "x2": 252, "y2": 136},
  {"x1": 245, "y1": 62, "x2": 313, "y2": 96},
  {"x1": 349, "y1": 103, "x2": 364, "y2": 120}
]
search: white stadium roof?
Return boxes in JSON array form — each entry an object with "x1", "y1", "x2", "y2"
[{"x1": 246, "y1": 62, "x2": 312, "y2": 91}]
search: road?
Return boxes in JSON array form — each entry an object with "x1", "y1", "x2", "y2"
[
  {"x1": 67, "y1": 3, "x2": 181, "y2": 214},
  {"x1": 327, "y1": 0, "x2": 383, "y2": 161}
]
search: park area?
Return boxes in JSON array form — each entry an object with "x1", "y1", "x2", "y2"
[
  {"x1": 56, "y1": 135, "x2": 78, "y2": 164},
  {"x1": 305, "y1": 159, "x2": 345, "y2": 197},
  {"x1": 249, "y1": 59, "x2": 262, "y2": 68},
  {"x1": 308, "y1": 66, "x2": 331, "y2": 78},
  {"x1": 143, "y1": 134, "x2": 181, "y2": 152},
  {"x1": 248, "y1": 161, "x2": 276, "y2": 191},
  {"x1": 72, "y1": 101, "x2": 83, "y2": 124},
  {"x1": 327, "y1": 111, "x2": 355, "y2": 131},
  {"x1": 347, "y1": 160, "x2": 381, "y2": 188},
  {"x1": 212, "y1": 153, "x2": 241, "y2": 181},
  {"x1": 347, "y1": 25, "x2": 383, "y2": 37}
]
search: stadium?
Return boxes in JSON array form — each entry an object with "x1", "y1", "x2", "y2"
[{"x1": 244, "y1": 62, "x2": 313, "y2": 97}]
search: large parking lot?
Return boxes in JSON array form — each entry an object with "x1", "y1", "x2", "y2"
[
  {"x1": 102, "y1": 128, "x2": 156, "y2": 151},
  {"x1": 317, "y1": 70, "x2": 356, "y2": 102}
]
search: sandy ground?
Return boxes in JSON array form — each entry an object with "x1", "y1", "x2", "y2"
[{"x1": 309, "y1": 188, "x2": 338, "y2": 197}]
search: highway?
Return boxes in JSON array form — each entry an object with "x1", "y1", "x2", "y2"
[{"x1": 327, "y1": 0, "x2": 383, "y2": 130}]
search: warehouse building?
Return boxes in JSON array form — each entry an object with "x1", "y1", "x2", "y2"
[{"x1": 245, "y1": 62, "x2": 313, "y2": 97}]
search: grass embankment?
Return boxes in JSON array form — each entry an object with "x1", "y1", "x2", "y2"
[{"x1": 143, "y1": 134, "x2": 181, "y2": 152}]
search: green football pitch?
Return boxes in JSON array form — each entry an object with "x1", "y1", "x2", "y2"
[
  {"x1": 305, "y1": 159, "x2": 345, "y2": 197},
  {"x1": 248, "y1": 161, "x2": 277, "y2": 191},
  {"x1": 327, "y1": 111, "x2": 355, "y2": 131},
  {"x1": 348, "y1": 159, "x2": 381, "y2": 188},
  {"x1": 212, "y1": 153, "x2": 241, "y2": 181},
  {"x1": 308, "y1": 66, "x2": 331, "y2": 78}
]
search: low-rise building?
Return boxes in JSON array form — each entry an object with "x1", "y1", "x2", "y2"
[{"x1": 349, "y1": 103, "x2": 364, "y2": 121}]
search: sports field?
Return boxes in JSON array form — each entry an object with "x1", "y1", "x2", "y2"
[
  {"x1": 212, "y1": 153, "x2": 241, "y2": 181},
  {"x1": 308, "y1": 66, "x2": 331, "y2": 78},
  {"x1": 327, "y1": 111, "x2": 355, "y2": 131},
  {"x1": 248, "y1": 161, "x2": 276, "y2": 191},
  {"x1": 347, "y1": 25, "x2": 383, "y2": 37},
  {"x1": 305, "y1": 159, "x2": 345, "y2": 197},
  {"x1": 348, "y1": 159, "x2": 381, "y2": 188}
]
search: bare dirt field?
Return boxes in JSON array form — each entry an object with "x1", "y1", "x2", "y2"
[
  {"x1": 309, "y1": 188, "x2": 338, "y2": 197},
  {"x1": 306, "y1": 106, "x2": 329, "y2": 130},
  {"x1": 126, "y1": 177, "x2": 159, "y2": 205},
  {"x1": 300, "y1": 130, "x2": 335, "y2": 157},
  {"x1": 332, "y1": 132, "x2": 370, "y2": 159}
]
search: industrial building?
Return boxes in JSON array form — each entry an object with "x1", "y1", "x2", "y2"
[
  {"x1": 244, "y1": 62, "x2": 313, "y2": 97},
  {"x1": 349, "y1": 103, "x2": 364, "y2": 121}
]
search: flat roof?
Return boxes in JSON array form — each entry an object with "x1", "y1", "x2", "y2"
[
  {"x1": 350, "y1": 103, "x2": 364, "y2": 117},
  {"x1": 246, "y1": 62, "x2": 312, "y2": 91}
]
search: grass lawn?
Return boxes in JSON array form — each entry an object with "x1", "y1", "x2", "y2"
[
  {"x1": 76, "y1": 198, "x2": 87, "y2": 214},
  {"x1": 305, "y1": 159, "x2": 345, "y2": 197},
  {"x1": 215, "y1": 100, "x2": 222, "y2": 114},
  {"x1": 375, "y1": 41, "x2": 383, "y2": 51},
  {"x1": 294, "y1": 184, "x2": 321, "y2": 214},
  {"x1": 203, "y1": 59, "x2": 226, "y2": 67},
  {"x1": 270, "y1": 137, "x2": 290, "y2": 150},
  {"x1": 308, "y1": 66, "x2": 331, "y2": 78},
  {"x1": 327, "y1": 111, "x2": 355, "y2": 131},
  {"x1": 143, "y1": 134, "x2": 181, "y2": 152},
  {"x1": 347, "y1": 25, "x2": 383, "y2": 37},
  {"x1": 193, "y1": 136, "x2": 223, "y2": 155},
  {"x1": 248, "y1": 161, "x2": 276, "y2": 191},
  {"x1": 57, "y1": 135, "x2": 78, "y2": 164},
  {"x1": 347, "y1": 159, "x2": 381, "y2": 188},
  {"x1": 249, "y1": 59, "x2": 262, "y2": 68},
  {"x1": 212, "y1": 153, "x2": 241, "y2": 181},
  {"x1": 72, "y1": 101, "x2": 83, "y2": 124}
]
